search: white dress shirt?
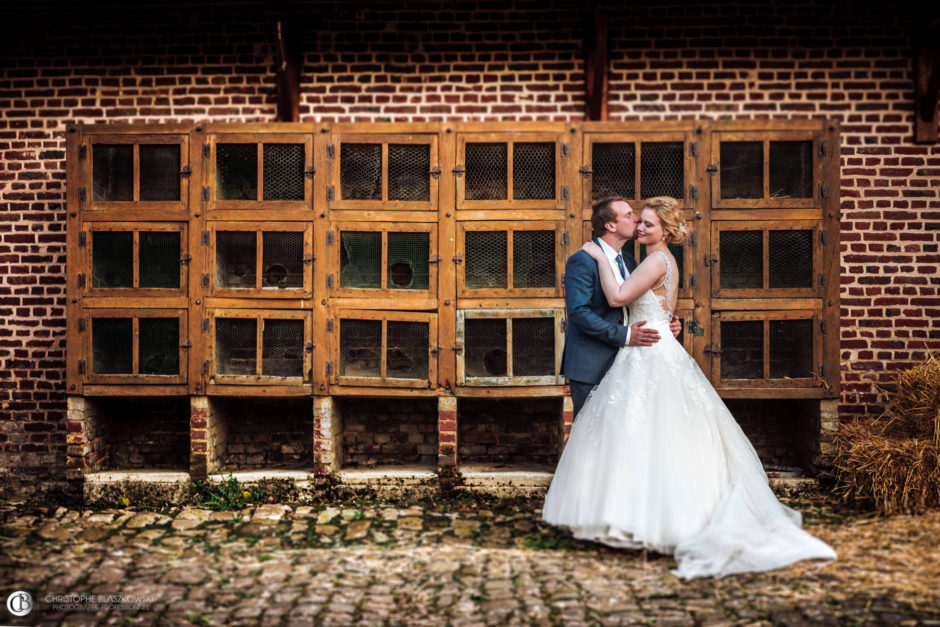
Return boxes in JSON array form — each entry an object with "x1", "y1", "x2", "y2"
[{"x1": 596, "y1": 238, "x2": 631, "y2": 346}]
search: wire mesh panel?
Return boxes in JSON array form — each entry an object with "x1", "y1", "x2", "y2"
[
  {"x1": 341, "y1": 143, "x2": 382, "y2": 200},
  {"x1": 139, "y1": 144, "x2": 181, "y2": 201},
  {"x1": 720, "y1": 142, "x2": 763, "y2": 199},
  {"x1": 465, "y1": 318, "x2": 507, "y2": 377},
  {"x1": 263, "y1": 144, "x2": 305, "y2": 201},
  {"x1": 92, "y1": 318, "x2": 132, "y2": 374},
  {"x1": 769, "y1": 141, "x2": 813, "y2": 199},
  {"x1": 720, "y1": 231, "x2": 762, "y2": 289},
  {"x1": 769, "y1": 319, "x2": 813, "y2": 379},
  {"x1": 769, "y1": 230, "x2": 813, "y2": 288},
  {"x1": 216, "y1": 318, "x2": 257, "y2": 375},
  {"x1": 216, "y1": 231, "x2": 257, "y2": 288},
  {"x1": 513, "y1": 142, "x2": 555, "y2": 200},
  {"x1": 388, "y1": 232, "x2": 430, "y2": 290},
  {"x1": 91, "y1": 231, "x2": 133, "y2": 288},
  {"x1": 217, "y1": 144, "x2": 257, "y2": 200},
  {"x1": 465, "y1": 231, "x2": 508, "y2": 289},
  {"x1": 638, "y1": 242, "x2": 684, "y2": 289},
  {"x1": 513, "y1": 231, "x2": 555, "y2": 289},
  {"x1": 262, "y1": 232, "x2": 304, "y2": 289},
  {"x1": 465, "y1": 143, "x2": 507, "y2": 200},
  {"x1": 340, "y1": 319, "x2": 382, "y2": 377},
  {"x1": 640, "y1": 142, "x2": 684, "y2": 199},
  {"x1": 139, "y1": 231, "x2": 180, "y2": 289},
  {"x1": 138, "y1": 318, "x2": 179, "y2": 375},
  {"x1": 92, "y1": 144, "x2": 133, "y2": 201},
  {"x1": 388, "y1": 144, "x2": 430, "y2": 201},
  {"x1": 340, "y1": 231, "x2": 382, "y2": 289},
  {"x1": 386, "y1": 320, "x2": 429, "y2": 379},
  {"x1": 261, "y1": 319, "x2": 304, "y2": 377},
  {"x1": 511, "y1": 318, "x2": 555, "y2": 376},
  {"x1": 720, "y1": 321, "x2": 763, "y2": 380},
  {"x1": 591, "y1": 142, "x2": 635, "y2": 200}
]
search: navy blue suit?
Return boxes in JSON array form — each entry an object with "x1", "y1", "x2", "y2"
[{"x1": 562, "y1": 243, "x2": 638, "y2": 418}]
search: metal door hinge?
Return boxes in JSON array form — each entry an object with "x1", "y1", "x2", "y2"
[
  {"x1": 202, "y1": 274, "x2": 209, "y2": 288},
  {"x1": 326, "y1": 231, "x2": 334, "y2": 245},
  {"x1": 704, "y1": 344, "x2": 721, "y2": 355},
  {"x1": 687, "y1": 319, "x2": 699, "y2": 335},
  {"x1": 453, "y1": 254, "x2": 464, "y2": 264},
  {"x1": 561, "y1": 231, "x2": 570, "y2": 246},
  {"x1": 202, "y1": 186, "x2": 210, "y2": 201},
  {"x1": 326, "y1": 274, "x2": 334, "y2": 288},
  {"x1": 819, "y1": 320, "x2": 827, "y2": 334},
  {"x1": 690, "y1": 142, "x2": 698, "y2": 157},
  {"x1": 326, "y1": 144, "x2": 335, "y2": 159},
  {"x1": 561, "y1": 143, "x2": 570, "y2": 158},
  {"x1": 819, "y1": 183, "x2": 828, "y2": 200},
  {"x1": 305, "y1": 342, "x2": 314, "y2": 352},
  {"x1": 452, "y1": 343, "x2": 464, "y2": 353},
  {"x1": 326, "y1": 186, "x2": 335, "y2": 201},
  {"x1": 180, "y1": 254, "x2": 192, "y2": 265},
  {"x1": 303, "y1": 253, "x2": 314, "y2": 265},
  {"x1": 429, "y1": 166, "x2": 441, "y2": 178},
  {"x1": 818, "y1": 273, "x2": 826, "y2": 288},
  {"x1": 76, "y1": 273, "x2": 85, "y2": 288},
  {"x1": 452, "y1": 164, "x2": 465, "y2": 176},
  {"x1": 180, "y1": 340, "x2": 192, "y2": 350},
  {"x1": 304, "y1": 165, "x2": 316, "y2": 179},
  {"x1": 77, "y1": 360, "x2": 85, "y2": 375},
  {"x1": 689, "y1": 232, "x2": 698, "y2": 247},
  {"x1": 428, "y1": 255, "x2": 441, "y2": 264},
  {"x1": 430, "y1": 344, "x2": 442, "y2": 356},
  {"x1": 78, "y1": 232, "x2": 86, "y2": 247},
  {"x1": 202, "y1": 361, "x2": 210, "y2": 376},
  {"x1": 560, "y1": 185, "x2": 569, "y2": 200},
  {"x1": 78, "y1": 319, "x2": 86, "y2": 332},
  {"x1": 704, "y1": 253, "x2": 717, "y2": 266},
  {"x1": 326, "y1": 319, "x2": 334, "y2": 332},
  {"x1": 819, "y1": 231, "x2": 826, "y2": 245},
  {"x1": 818, "y1": 140, "x2": 827, "y2": 157},
  {"x1": 689, "y1": 274, "x2": 697, "y2": 288},
  {"x1": 689, "y1": 184, "x2": 698, "y2": 200},
  {"x1": 560, "y1": 318, "x2": 567, "y2": 333},
  {"x1": 202, "y1": 319, "x2": 210, "y2": 332},
  {"x1": 706, "y1": 163, "x2": 718, "y2": 174},
  {"x1": 579, "y1": 165, "x2": 593, "y2": 178},
  {"x1": 325, "y1": 361, "x2": 334, "y2": 375},
  {"x1": 79, "y1": 187, "x2": 87, "y2": 203},
  {"x1": 202, "y1": 231, "x2": 210, "y2": 245},
  {"x1": 202, "y1": 144, "x2": 211, "y2": 159},
  {"x1": 79, "y1": 145, "x2": 87, "y2": 160},
  {"x1": 180, "y1": 165, "x2": 192, "y2": 178}
]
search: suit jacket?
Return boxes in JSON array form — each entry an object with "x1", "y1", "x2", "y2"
[{"x1": 561, "y1": 244, "x2": 638, "y2": 384}]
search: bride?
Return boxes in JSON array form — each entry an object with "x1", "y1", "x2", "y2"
[{"x1": 542, "y1": 196, "x2": 836, "y2": 578}]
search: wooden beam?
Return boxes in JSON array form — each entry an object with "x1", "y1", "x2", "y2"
[
  {"x1": 583, "y1": 3, "x2": 609, "y2": 121},
  {"x1": 274, "y1": 16, "x2": 300, "y2": 123},
  {"x1": 914, "y1": 18, "x2": 940, "y2": 143}
]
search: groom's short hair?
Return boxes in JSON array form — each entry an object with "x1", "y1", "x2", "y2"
[{"x1": 591, "y1": 196, "x2": 629, "y2": 237}]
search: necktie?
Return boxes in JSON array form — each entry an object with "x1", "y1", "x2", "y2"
[{"x1": 615, "y1": 253, "x2": 627, "y2": 280}]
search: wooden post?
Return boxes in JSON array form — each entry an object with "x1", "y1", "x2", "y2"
[
  {"x1": 274, "y1": 16, "x2": 300, "y2": 123},
  {"x1": 583, "y1": 3, "x2": 609, "y2": 121}
]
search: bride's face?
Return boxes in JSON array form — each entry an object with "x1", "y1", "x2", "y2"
[{"x1": 636, "y1": 208, "x2": 664, "y2": 245}]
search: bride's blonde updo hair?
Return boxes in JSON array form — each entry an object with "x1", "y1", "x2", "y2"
[{"x1": 643, "y1": 196, "x2": 686, "y2": 244}]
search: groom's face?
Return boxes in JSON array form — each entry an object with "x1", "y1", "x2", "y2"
[{"x1": 606, "y1": 200, "x2": 640, "y2": 241}]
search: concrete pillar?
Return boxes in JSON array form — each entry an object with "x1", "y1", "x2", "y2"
[
  {"x1": 314, "y1": 396, "x2": 341, "y2": 474},
  {"x1": 438, "y1": 396, "x2": 457, "y2": 468}
]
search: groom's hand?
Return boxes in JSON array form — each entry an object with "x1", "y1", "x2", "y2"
[
  {"x1": 670, "y1": 315, "x2": 682, "y2": 338},
  {"x1": 628, "y1": 321, "x2": 660, "y2": 347}
]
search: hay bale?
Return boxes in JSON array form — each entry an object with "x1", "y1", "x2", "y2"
[
  {"x1": 834, "y1": 419, "x2": 940, "y2": 515},
  {"x1": 884, "y1": 353, "x2": 940, "y2": 444}
]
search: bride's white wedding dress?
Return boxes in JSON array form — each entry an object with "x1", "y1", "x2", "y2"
[{"x1": 543, "y1": 250, "x2": 835, "y2": 578}]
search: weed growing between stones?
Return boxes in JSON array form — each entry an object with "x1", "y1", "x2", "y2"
[{"x1": 192, "y1": 474, "x2": 266, "y2": 510}]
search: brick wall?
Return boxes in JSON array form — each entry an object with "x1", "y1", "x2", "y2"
[
  {"x1": 338, "y1": 398, "x2": 438, "y2": 468},
  {"x1": 458, "y1": 398, "x2": 563, "y2": 467},
  {"x1": 1, "y1": 0, "x2": 937, "y2": 487}
]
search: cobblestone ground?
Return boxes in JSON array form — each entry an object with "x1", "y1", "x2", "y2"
[{"x1": 1, "y1": 492, "x2": 939, "y2": 626}]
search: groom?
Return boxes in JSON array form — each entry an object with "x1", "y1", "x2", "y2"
[{"x1": 562, "y1": 197, "x2": 681, "y2": 418}]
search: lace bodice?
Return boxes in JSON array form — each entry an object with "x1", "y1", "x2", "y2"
[{"x1": 629, "y1": 249, "x2": 676, "y2": 324}]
